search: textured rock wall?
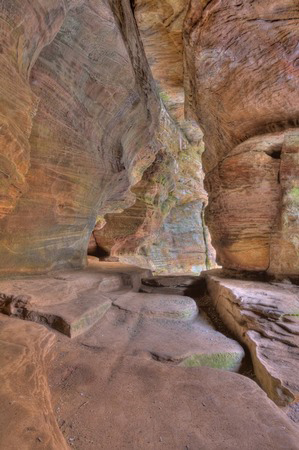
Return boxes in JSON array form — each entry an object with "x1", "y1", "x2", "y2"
[
  {"x1": 0, "y1": 0, "x2": 70, "y2": 221},
  {"x1": 0, "y1": 0, "x2": 160, "y2": 275},
  {"x1": 0, "y1": 0, "x2": 213, "y2": 276},
  {"x1": 184, "y1": 0, "x2": 299, "y2": 275},
  {"x1": 90, "y1": 0, "x2": 215, "y2": 274},
  {"x1": 205, "y1": 271, "x2": 299, "y2": 406},
  {"x1": 92, "y1": 106, "x2": 214, "y2": 274},
  {"x1": 134, "y1": 0, "x2": 199, "y2": 141},
  {"x1": 0, "y1": 315, "x2": 68, "y2": 449}
]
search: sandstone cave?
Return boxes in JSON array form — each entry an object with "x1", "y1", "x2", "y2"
[{"x1": 0, "y1": 1, "x2": 299, "y2": 449}]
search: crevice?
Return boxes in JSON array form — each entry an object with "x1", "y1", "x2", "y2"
[
  {"x1": 149, "y1": 351, "x2": 180, "y2": 365},
  {"x1": 247, "y1": 18, "x2": 298, "y2": 23},
  {"x1": 265, "y1": 148, "x2": 282, "y2": 160},
  {"x1": 200, "y1": 202, "x2": 210, "y2": 270}
]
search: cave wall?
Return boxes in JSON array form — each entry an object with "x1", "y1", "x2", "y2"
[
  {"x1": 0, "y1": 0, "x2": 215, "y2": 276},
  {"x1": 90, "y1": 0, "x2": 215, "y2": 274},
  {"x1": 92, "y1": 105, "x2": 214, "y2": 273},
  {"x1": 0, "y1": 0, "x2": 161, "y2": 274},
  {"x1": 184, "y1": 0, "x2": 299, "y2": 275}
]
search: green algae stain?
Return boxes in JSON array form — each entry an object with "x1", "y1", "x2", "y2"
[
  {"x1": 283, "y1": 312, "x2": 299, "y2": 317},
  {"x1": 159, "y1": 91, "x2": 171, "y2": 103},
  {"x1": 290, "y1": 187, "x2": 299, "y2": 203},
  {"x1": 181, "y1": 352, "x2": 242, "y2": 371}
]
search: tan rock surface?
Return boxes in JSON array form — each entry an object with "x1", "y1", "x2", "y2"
[
  {"x1": 0, "y1": 0, "x2": 73, "y2": 221},
  {"x1": 0, "y1": 315, "x2": 68, "y2": 450},
  {"x1": 134, "y1": 0, "x2": 201, "y2": 141},
  {"x1": 114, "y1": 291, "x2": 198, "y2": 319},
  {"x1": 92, "y1": 107, "x2": 214, "y2": 274},
  {"x1": 0, "y1": 0, "x2": 160, "y2": 275},
  {"x1": 205, "y1": 271, "x2": 299, "y2": 406},
  {"x1": 88, "y1": 1, "x2": 215, "y2": 276},
  {"x1": 184, "y1": 0, "x2": 299, "y2": 274},
  {"x1": 0, "y1": 262, "x2": 131, "y2": 337},
  {"x1": 82, "y1": 291, "x2": 245, "y2": 370},
  {"x1": 0, "y1": 0, "x2": 213, "y2": 277},
  {"x1": 0, "y1": 259, "x2": 244, "y2": 370},
  {"x1": 49, "y1": 338, "x2": 299, "y2": 449},
  {"x1": 1, "y1": 266, "x2": 299, "y2": 448}
]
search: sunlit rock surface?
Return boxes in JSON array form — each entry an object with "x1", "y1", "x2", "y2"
[
  {"x1": 90, "y1": 1, "x2": 214, "y2": 274},
  {"x1": 184, "y1": 0, "x2": 299, "y2": 275},
  {"x1": 134, "y1": 0, "x2": 201, "y2": 142},
  {"x1": 92, "y1": 107, "x2": 214, "y2": 273}
]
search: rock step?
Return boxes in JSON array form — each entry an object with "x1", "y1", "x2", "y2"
[
  {"x1": 141, "y1": 275, "x2": 200, "y2": 289},
  {"x1": 0, "y1": 265, "x2": 245, "y2": 373},
  {"x1": 0, "y1": 268, "x2": 131, "y2": 337},
  {"x1": 113, "y1": 291, "x2": 198, "y2": 320},
  {"x1": 80, "y1": 291, "x2": 245, "y2": 372},
  {"x1": 205, "y1": 270, "x2": 299, "y2": 408}
]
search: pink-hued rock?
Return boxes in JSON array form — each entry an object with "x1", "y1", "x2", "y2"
[
  {"x1": 184, "y1": 0, "x2": 299, "y2": 275},
  {"x1": 49, "y1": 338, "x2": 299, "y2": 449},
  {"x1": 0, "y1": 1, "x2": 72, "y2": 221},
  {"x1": 205, "y1": 270, "x2": 299, "y2": 406},
  {"x1": 92, "y1": 108, "x2": 214, "y2": 274},
  {"x1": 0, "y1": 260, "x2": 134, "y2": 337},
  {"x1": 0, "y1": 0, "x2": 212, "y2": 277},
  {"x1": 134, "y1": 0, "x2": 202, "y2": 142},
  {"x1": 0, "y1": 0, "x2": 160, "y2": 275},
  {"x1": 88, "y1": 1, "x2": 215, "y2": 275},
  {"x1": 0, "y1": 315, "x2": 68, "y2": 450}
]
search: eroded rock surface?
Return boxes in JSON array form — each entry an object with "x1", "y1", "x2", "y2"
[
  {"x1": 205, "y1": 271, "x2": 299, "y2": 406},
  {"x1": 92, "y1": 107, "x2": 214, "y2": 273},
  {"x1": 0, "y1": 259, "x2": 244, "y2": 370},
  {"x1": 0, "y1": 0, "x2": 160, "y2": 275},
  {"x1": 0, "y1": 315, "x2": 68, "y2": 450},
  {"x1": 0, "y1": 0, "x2": 71, "y2": 221},
  {"x1": 0, "y1": 265, "x2": 298, "y2": 448},
  {"x1": 84, "y1": 290, "x2": 245, "y2": 370},
  {"x1": 0, "y1": 0, "x2": 213, "y2": 277},
  {"x1": 0, "y1": 260, "x2": 136, "y2": 337},
  {"x1": 134, "y1": 0, "x2": 201, "y2": 142},
  {"x1": 49, "y1": 339, "x2": 299, "y2": 450},
  {"x1": 88, "y1": 1, "x2": 215, "y2": 275},
  {"x1": 184, "y1": 0, "x2": 299, "y2": 275}
]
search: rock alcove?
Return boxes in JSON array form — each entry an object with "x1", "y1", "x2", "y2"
[{"x1": 0, "y1": 1, "x2": 298, "y2": 449}]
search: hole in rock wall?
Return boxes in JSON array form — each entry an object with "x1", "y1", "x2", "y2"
[
  {"x1": 87, "y1": 232, "x2": 110, "y2": 258},
  {"x1": 266, "y1": 148, "x2": 282, "y2": 159}
]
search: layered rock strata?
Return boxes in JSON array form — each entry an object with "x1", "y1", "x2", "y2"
[
  {"x1": 0, "y1": 315, "x2": 68, "y2": 450},
  {"x1": 134, "y1": 0, "x2": 201, "y2": 142},
  {"x1": 1, "y1": 281, "x2": 299, "y2": 449},
  {"x1": 0, "y1": 259, "x2": 244, "y2": 370},
  {"x1": 205, "y1": 272, "x2": 299, "y2": 408},
  {"x1": 0, "y1": 0, "x2": 160, "y2": 275},
  {"x1": 184, "y1": 0, "x2": 299, "y2": 275},
  {"x1": 89, "y1": 0, "x2": 215, "y2": 275},
  {"x1": 92, "y1": 107, "x2": 214, "y2": 273},
  {"x1": 0, "y1": 257, "x2": 152, "y2": 336},
  {"x1": 182, "y1": 0, "x2": 299, "y2": 411},
  {"x1": 0, "y1": 268, "x2": 118, "y2": 338},
  {"x1": 82, "y1": 290, "x2": 245, "y2": 370},
  {"x1": 0, "y1": 0, "x2": 213, "y2": 277}
]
